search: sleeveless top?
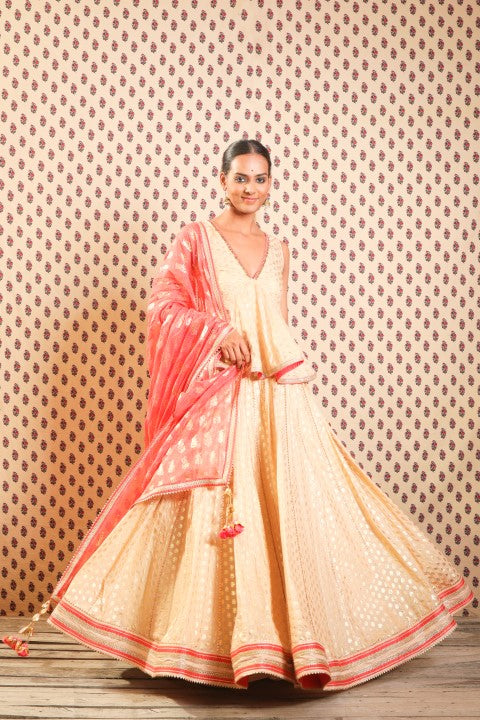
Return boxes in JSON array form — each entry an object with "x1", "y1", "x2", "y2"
[{"x1": 204, "y1": 220, "x2": 316, "y2": 384}]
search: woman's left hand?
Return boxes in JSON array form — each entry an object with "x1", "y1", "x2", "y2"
[{"x1": 219, "y1": 329, "x2": 251, "y2": 370}]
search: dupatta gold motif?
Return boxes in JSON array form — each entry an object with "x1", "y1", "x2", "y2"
[{"x1": 51, "y1": 221, "x2": 243, "y2": 603}]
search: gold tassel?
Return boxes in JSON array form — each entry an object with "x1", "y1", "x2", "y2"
[{"x1": 219, "y1": 483, "x2": 244, "y2": 539}]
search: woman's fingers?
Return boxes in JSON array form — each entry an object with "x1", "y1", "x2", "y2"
[
  {"x1": 221, "y1": 343, "x2": 235, "y2": 364},
  {"x1": 220, "y1": 330, "x2": 251, "y2": 368},
  {"x1": 239, "y1": 338, "x2": 251, "y2": 365},
  {"x1": 233, "y1": 344, "x2": 244, "y2": 368},
  {"x1": 222, "y1": 344, "x2": 244, "y2": 367}
]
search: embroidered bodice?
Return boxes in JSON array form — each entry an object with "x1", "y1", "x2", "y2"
[{"x1": 204, "y1": 220, "x2": 315, "y2": 384}]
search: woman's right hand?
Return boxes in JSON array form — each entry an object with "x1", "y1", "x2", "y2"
[{"x1": 219, "y1": 329, "x2": 251, "y2": 369}]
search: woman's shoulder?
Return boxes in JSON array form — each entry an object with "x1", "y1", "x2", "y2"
[
  {"x1": 267, "y1": 232, "x2": 289, "y2": 253},
  {"x1": 265, "y1": 234, "x2": 289, "y2": 273},
  {"x1": 174, "y1": 220, "x2": 205, "y2": 238},
  {"x1": 169, "y1": 221, "x2": 210, "y2": 251},
  {"x1": 263, "y1": 228, "x2": 288, "y2": 243}
]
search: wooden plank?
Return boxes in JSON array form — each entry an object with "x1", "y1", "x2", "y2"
[
  {"x1": 0, "y1": 618, "x2": 478, "y2": 720},
  {"x1": 0, "y1": 644, "x2": 478, "y2": 684},
  {"x1": 3, "y1": 638, "x2": 477, "y2": 680},
  {"x1": 1, "y1": 713, "x2": 480, "y2": 720},
  {"x1": 1, "y1": 685, "x2": 480, "y2": 714},
  {"x1": 1, "y1": 715, "x2": 480, "y2": 720}
]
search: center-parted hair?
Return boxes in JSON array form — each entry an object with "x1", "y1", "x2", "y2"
[{"x1": 221, "y1": 139, "x2": 272, "y2": 176}]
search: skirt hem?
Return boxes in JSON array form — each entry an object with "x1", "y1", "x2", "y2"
[{"x1": 47, "y1": 576, "x2": 473, "y2": 691}]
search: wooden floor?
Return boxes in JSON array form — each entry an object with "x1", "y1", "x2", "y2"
[{"x1": 0, "y1": 617, "x2": 479, "y2": 719}]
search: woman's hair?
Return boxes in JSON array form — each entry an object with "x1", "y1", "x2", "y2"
[{"x1": 221, "y1": 138, "x2": 271, "y2": 176}]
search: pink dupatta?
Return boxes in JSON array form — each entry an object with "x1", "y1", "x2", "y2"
[{"x1": 50, "y1": 221, "x2": 242, "y2": 603}]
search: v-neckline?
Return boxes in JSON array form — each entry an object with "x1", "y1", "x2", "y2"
[{"x1": 207, "y1": 220, "x2": 270, "y2": 281}]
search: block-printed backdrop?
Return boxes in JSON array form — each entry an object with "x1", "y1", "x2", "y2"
[{"x1": 0, "y1": 0, "x2": 478, "y2": 615}]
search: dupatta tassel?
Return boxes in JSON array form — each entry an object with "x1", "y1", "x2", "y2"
[
  {"x1": 2, "y1": 599, "x2": 52, "y2": 657},
  {"x1": 219, "y1": 485, "x2": 244, "y2": 539}
]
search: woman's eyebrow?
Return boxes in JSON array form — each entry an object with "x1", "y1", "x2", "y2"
[{"x1": 233, "y1": 172, "x2": 268, "y2": 177}]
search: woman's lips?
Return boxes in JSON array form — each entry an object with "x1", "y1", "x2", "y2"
[{"x1": 242, "y1": 197, "x2": 258, "y2": 202}]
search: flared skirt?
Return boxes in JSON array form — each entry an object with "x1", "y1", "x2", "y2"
[{"x1": 48, "y1": 377, "x2": 473, "y2": 690}]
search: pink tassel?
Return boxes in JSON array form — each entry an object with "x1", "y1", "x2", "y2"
[
  {"x1": 2, "y1": 599, "x2": 51, "y2": 657},
  {"x1": 2, "y1": 635, "x2": 30, "y2": 657},
  {"x1": 218, "y1": 486, "x2": 244, "y2": 539},
  {"x1": 219, "y1": 522, "x2": 244, "y2": 539}
]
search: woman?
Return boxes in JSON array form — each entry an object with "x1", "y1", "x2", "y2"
[{"x1": 4, "y1": 139, "x2": 473, "y2": 691}]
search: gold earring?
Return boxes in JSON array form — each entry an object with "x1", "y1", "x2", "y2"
[
  {"x1": 222, "y1": 194, "x2": 231, "y2": 207},
  {"x1": 263, "y1": 195, "x2": 270, "y2": 207}
]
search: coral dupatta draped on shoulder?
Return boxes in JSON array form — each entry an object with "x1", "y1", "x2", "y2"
[{"x1": 51, "y1": 221, "x2": 242, "y2": 602}]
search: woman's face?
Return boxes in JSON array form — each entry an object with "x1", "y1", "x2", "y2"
[{"x1": 220, "y1": 153, "x2": 271, "y2": 214}]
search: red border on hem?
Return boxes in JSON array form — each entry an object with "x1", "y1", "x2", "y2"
[{"x1": 48, "y1": 576, "x2": 472, "y2": 690}]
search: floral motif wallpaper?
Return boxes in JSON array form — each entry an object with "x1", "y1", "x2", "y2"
[{"x1": 1, "y1": 0, "x2": 478, "y2": 615}]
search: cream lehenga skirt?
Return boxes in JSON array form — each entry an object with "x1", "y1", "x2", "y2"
[{"x1": 48, "y1": 376, "x2": 473, "y2": 690}]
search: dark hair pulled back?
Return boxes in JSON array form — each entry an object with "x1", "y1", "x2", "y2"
[{"x1": 221, "y1": 138, "x2": 271, "y2": 176}]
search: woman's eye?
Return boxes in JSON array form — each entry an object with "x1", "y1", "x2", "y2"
[{"x1": 232, "y1": 176, "x2": 266, "y2": 183}]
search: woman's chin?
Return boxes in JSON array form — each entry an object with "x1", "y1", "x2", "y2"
[{"x1": 230, "y1": 201, "x2": 262, "y2": 214}]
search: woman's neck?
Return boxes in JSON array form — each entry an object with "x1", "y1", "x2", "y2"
[{"x1": 213, "y1": 209, "x2": 259, "y2": 235}]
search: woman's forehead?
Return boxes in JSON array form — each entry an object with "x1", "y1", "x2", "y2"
[{"x1": 228, "y1": 154, "x2": 269, "y2": 174}]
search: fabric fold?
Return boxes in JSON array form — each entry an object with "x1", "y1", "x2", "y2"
[{"x1": 51, "y1": 222, "x2": 242, "y2": 602}]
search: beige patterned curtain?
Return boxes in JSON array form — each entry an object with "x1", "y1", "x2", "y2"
[{"x1": 1, "y1": 0, "x2": 477, "y2": 615}]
